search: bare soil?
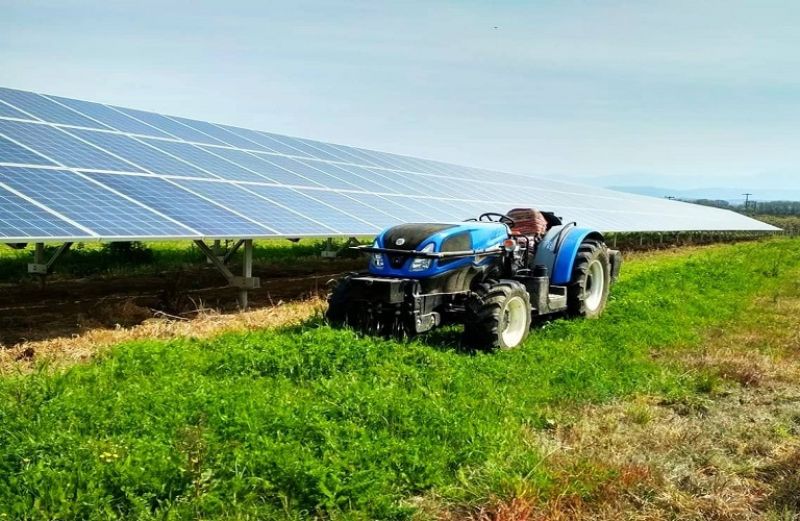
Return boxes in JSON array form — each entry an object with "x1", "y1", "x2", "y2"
[{"x1": 0, "y1": 261, "x2": 361, "y2": 347}]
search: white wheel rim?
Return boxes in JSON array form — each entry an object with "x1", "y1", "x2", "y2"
[
  {"x1": 501, "y1": 295, "x2": 528, "y2": 347},
  {"x1": 584, "y1": 259, "x2": 605, "y2": 311}
]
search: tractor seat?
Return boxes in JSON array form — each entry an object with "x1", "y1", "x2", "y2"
[{"x1": 507, "y1": 208, "x2": 548, "y2": 247}]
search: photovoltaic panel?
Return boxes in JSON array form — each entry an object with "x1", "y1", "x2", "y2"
[
  {"x1": 0, "y1": 101, "x2": 31, "y2": 120},
  {"x1": 172, "y1": 179, "x2": 337, "y2": 235},
  {"x1": 0, "y1": 86, "x2": 778, "y2": 242},
  {"x1": 305, "y1": 161, "x2": 399, "y2": 194},
  {"x1": 168, "y1": 117, "x2": 270, "y2": 151},
  {"x1": 0, "y1": 87, "x2": 109, "y2": 129},
  {"x1": 67, "y1": 128, "x2": 218, "y2": 179},
  {"x1": 298, "y1": 189, "x2": 404, "y2": 226},
  {"x1": 214, "y1": 125, "x2": 287, "y2": 154},
  {"x1": 143, "y1": 139, "x2": 269, "y2": 183},
  {"x1": 347, "y1": 192, "x2": 434, "y2": 222},
  {"x1": 0, "y1": 167, "x2": 193, "y2": 238},
  {"x1": 246, "y1": 185, "x2": 381, "y2": 234},
  {"x1": 46, "y1": 95, "x2": 174, "y2": 138},
  {"x1": 0, "y1": 184, "x2": 91, "y2": 240},
  {"x1": 201, "y1": 147, "x2": 318, "y2": 186},
  {"x1": 361, "y1": 167, "x2": 429, "y2": 195},
  {"x1": 0, "y1": 135, "x2": 57, "y2": 166},
  {"x1": 111, "y1": 106, "x2": 228, "y2": 145},
  {"x1": 0, "y1": 120, "x2": 139, "y2": 172},
  {"x1": 87, "y1": 173, "x2": 273, "y2": 237},
  {"x1": 274, "y1": 136, "x2": 342, "y2": 162},
  {"x1": 259, "y1": 155, "x2": 360, "y2": 190},
  {"x1": 234, "y1": 129, "x2": 313, "y2": 157}
]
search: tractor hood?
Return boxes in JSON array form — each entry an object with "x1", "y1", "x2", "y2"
[{"x1": 369, "y1": 222, "x2": 510, "y2": 277}]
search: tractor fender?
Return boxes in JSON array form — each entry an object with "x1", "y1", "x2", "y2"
[{"x1": 548, "y1": 227, "x2": 604, "y2": 285}]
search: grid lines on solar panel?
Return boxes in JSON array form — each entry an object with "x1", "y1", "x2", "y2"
[
  {"x1": 199, "y1": 147, "x2": 317, "y2": 186},
  {"x1": 296, "y1": 139, "x2": 359, "y2": 163},
  {"x1": 67, "y1": 129, "x2": 217, "y2": 178},
  {"x1": 290, "y1": 158, "x2": 371, "y2": 190},
  {"x1": 0, "y1": 101, "x2": 33, "y2": 120},
  {"x1": 327, "y1": 144, "x2": 385, "y2": 168},
  {"x1": 0, "y1": 184, "x2": 90, "y2": 239},
  {"x1": 143, "y1": 139, "x2": 270, "y2": 182},
  {"x1": 359, "y1": 167, "x2": 429, "y2": 196},
  {"x1": 385, "y1": 195, "x2": 460, "y2": 221},
  {"x1": 0, "y1": 167, "x2": 193, "y2": 237},
  {"x1": 0, "y1": 88, "x2": 110, "y2": 129},
  {"x1": 280, "y1": 137, "x2": 342, "y2": 162},
  {"x1": 258, "y1": 154, "x2": 364, "y2": 190},
  {"x1": 296, "y1": 189, "x2": 402, "y2": 227},
  {"x1": 46, "y1": 95, "x2": 174, "y2": 138},
  {"x1": 86, "y1": 173, "x2": 274, "y2": 237},
  {"x1": 345, "y1": 192, "x2": 434, "y2": 221},
  {"x1": 173, "y1": 180, "x2": 337, "y2": 235},
  {"x1": 168, "y1": 117, "x2": 274, "y2": 151},
  {"x1": 248, "y1": 131, "x2": 314, "y2": 157},
  {"x1": 301, "y1": 159, "x2": 399, "y2": 193},
  {"x1": 0, "y1": 120, "x2": 141, "y2": 171},
  {"x1": 245, "y1": 185, "x2": 380, "y2": 233},
  {"x1": 110, "y1": 106, "x2": 229, "y2": 145},
  {"x1": 0, "y1": 135, "x2": 57, "y2": 166},
  {"x1": 214, "y1": 125, "x2": 284, "y2": 154}
]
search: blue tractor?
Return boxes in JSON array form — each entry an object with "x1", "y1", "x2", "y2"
[{"x1": 326, "y1": 210, "x2": 622, "y2": 349}]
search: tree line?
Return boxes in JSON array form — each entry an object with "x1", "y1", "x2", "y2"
[{"x1": 690, "y1": 199, "x2": 800, "y2": 216}]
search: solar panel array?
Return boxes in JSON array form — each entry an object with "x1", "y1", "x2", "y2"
[{"x1": 0, "y1": 86, "x2": 777, "y2": 243}]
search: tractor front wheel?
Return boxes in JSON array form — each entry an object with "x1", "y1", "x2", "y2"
[
  {"x1": 567, "y1": 240, "x2": 611, "y2": 318},
  {"x1": 326, "y1": 274, "x2": 355, "y2": 327},
  {"x1": 464, "y1": 280, "x2": 532, "y2": 350}
]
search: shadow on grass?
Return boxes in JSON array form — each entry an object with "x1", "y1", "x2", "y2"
[{"x1": 299, "y1": 312, "x2": 567, "y2": 356}]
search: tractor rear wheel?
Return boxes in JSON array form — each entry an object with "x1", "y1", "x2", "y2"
[
  {"x1": 464, "y1": 280, "x2": 532, "y2": 350},
  {"x1": 567, "y1": 240, "x2": 611, "y2": 318}
]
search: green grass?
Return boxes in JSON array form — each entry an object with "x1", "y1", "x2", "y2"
[
  {"x1": 0, "y1": 238, "x2": 366, "y2": 282},
  {"x1": 1, "y1": 238, "x2": 799, "y2": 520}
]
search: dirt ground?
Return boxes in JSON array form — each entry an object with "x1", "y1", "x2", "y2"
[{"x1": 0, "y1": 261, "x2": 359, "y2": 347}]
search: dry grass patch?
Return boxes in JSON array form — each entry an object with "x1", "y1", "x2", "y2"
[
  {"x1": 431, "y1": 285, "x2": 800, "y2": 521},
  {"x1": 0, "y1": 297, "x2": 324, "y2": 374}
]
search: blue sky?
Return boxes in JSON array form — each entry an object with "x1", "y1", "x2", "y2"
[{"x1": 1, "y1": 1, "x2": 798, "y2": 192}]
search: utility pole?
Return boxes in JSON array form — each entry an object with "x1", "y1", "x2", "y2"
[{"x1": 742, "y1": 193, "x2": 752, "y2": 211}]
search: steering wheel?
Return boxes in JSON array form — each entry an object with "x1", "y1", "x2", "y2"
[{"x1": 478, "y1": 212, "x2": 516, "y2": 227}]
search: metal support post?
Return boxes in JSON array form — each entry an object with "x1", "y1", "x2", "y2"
[
  {"x1": 321, "y1": 237, "x2": 363, "y2": 259},
  {"x1": 223, "y1": 239, "x2": 245, "y2": 264},
  {"x1": 194, "y1": 239, "x2": 260, "y2": 309},
  {"x1": 321, "y1": 237, "x2": 337, "y2": 258},
  {"x1": 240, "y1": 239, "x2": 253, "y2": 310},
  {"x1": 28, "y1": 242, "x2": 73, "y2": 286},
  {"x1": 207, "y1": 239, "x2": 225, "y2": 265}
]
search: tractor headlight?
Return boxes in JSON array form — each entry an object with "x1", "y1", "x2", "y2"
[
  {"x1": 371, "y1": 241, "x2": 384, "y2": 268},
  {"x1": 410, "y1": 243, "x2": 435, "y2": 271}
]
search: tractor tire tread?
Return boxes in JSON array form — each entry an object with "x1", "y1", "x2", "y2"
[
  {"x1": 567, "y1": 241, "x2": 611, "y2": 318},
  {"x1": 464, "y1": 280, "x2": 531, "y2": 350}
]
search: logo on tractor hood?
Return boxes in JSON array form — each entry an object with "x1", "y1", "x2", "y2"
[{"x1": 395, "y1": 238, "x2": 406, "y2": 246}]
